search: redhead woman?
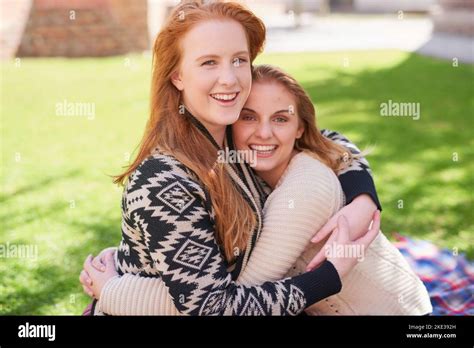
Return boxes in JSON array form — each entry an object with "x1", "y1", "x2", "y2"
[{"x1": 79, "y1": 1, "x2": 382, "y2": 315}]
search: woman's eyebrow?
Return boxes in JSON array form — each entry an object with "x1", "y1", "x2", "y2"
[
  {"x1": 242, "y1": 107, "x2": 256, "y2": 113},
  {"x1": 196, "y1": 51, "x2": 249, "y2": 62},
  {"x1": 242, "y1": 108, "x2": 292, "y2": 115},
  {"x1": 272, "y1": 109, "x2": 292, "y2": 115},
  {"x1": 195, "y1": 54, "x2": 219, "y2": 62},
  {"x1": 234, "y1": 50, "x2": 249, "y2": 56}
]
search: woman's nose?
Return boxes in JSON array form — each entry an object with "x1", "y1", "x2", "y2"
[
  {"x1": 255, "y1": 122, "x2": 273, "y2": 139},
  {"x1": 218, "y1": 64, "x2": 238, "y2": 87}
]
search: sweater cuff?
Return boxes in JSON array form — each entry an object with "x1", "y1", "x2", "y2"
[
  {"x1": 339, "y1": 170, "x2": 382, "y2": 211},
  {"x1": 291, "y1": 260, "x2": 342, "y2": 307},
  {"x1": 96, "y1": 275, "x2": 121, "y2": 315}
]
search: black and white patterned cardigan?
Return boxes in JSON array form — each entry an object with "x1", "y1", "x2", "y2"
[{"x1": 113, "y1": 110, "x2": 381, "y2": 316}]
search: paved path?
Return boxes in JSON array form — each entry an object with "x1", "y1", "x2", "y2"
[{"x1": 264, "y1": 15, "x2": 474, "y2": 63}]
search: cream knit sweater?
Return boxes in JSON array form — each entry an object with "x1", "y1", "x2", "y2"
[{"x1": 97, "y1": 152, "x2": 432, "y2": 315}]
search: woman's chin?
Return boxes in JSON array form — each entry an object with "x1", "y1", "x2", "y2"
[
  {"x1": 213, "y1": 110, "x2": 241, "y2": 126},
  {"x1": 213, "y1": 101, "x2": 247, "y2": 124},
  {"x1": 253, "y1": 161, "x2": 276, "y2": 173}
]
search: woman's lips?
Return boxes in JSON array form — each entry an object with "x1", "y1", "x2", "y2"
[
  {"x1": 210, "y1": 92, "x2": 240, "y2": 107},
  {"x1": 249, "y1": 144, "x2": 278, "y2": 158}
]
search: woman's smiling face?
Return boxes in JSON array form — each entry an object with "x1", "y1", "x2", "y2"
[
  {"x1": 232, "y1": 81, "x2": 303, "y2": 187},
  {"x1": 171, "y1": 19, "x2": 252, "y2": 136}
]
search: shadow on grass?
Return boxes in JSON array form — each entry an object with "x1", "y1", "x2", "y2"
[
  {"x1": 0, "y1": 170, "x2": 81, "y2": 204},
  {"x1": 302, "y1": 53, "x2": 473, "y2": 257},
  {"x1": 2, "y1": 213, "x2": 120, "y2": 315}
]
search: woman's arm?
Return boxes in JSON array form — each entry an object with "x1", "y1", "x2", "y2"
[
  {"x1": 236, "y1": 132, "x2": 382, "y2": 286},
  {"x1": 88, "y1": 206, "x2": 380, "y2": 315},
  {"x1": 81, "y1": 247, "x2": 179, "y2": 315},
  {"x1": 321, "y1": 129, "x2": 382, "y2": 211},
  {"x1": 93, "y1": 155, "x2": 343, "y2": 316},
  {"x1": 238, "y1": 154, "x2": 344, "y2": 285},
  {"x1": 97, "y1": 272, "x2": 180, "y2": 315},
  {"x1": 87, "y1": 158, "x2": 342, "y2": 315},
  {"x1": 93, "y1": 156, "x2": 339, "y2": 315},
  {"x1": 318, "y1": 129, "x2": 380, "y2": 242}
]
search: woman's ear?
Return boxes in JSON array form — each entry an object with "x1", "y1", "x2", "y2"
[
  {"x1": 296, "y1": 126, "x2": 304, "y2": 139},
  {"x1": 171, "y1": 70, "x2": 184, "y2": 91}
]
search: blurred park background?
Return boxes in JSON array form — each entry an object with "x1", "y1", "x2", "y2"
[{"x1": 1, "y1": 0, "x2": 473, "y2": 314}]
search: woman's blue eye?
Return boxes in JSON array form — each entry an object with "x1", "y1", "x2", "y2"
[
  {"x1": 274, "y1": 116, "x2": 288, "y2": 123},
  {"x1": 202, "y1": 60, "x2": 216, "y2": 66},
  {"x1": 233, "y1": 57, "x2": 248, "y2": 66}
]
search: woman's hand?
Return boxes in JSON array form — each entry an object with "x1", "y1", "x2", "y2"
[
  {"x1": 79, "y1": 247, "x2": 117, "y2": 297},
  {"x1": 306, "y1": 210, "x2": 381, "y2": 278},
  {"x1": 91, "y1": 247, "x2": 117, "y2": 272},
  {"x1": 312, "y1": 194, "x2": 378, "y2": 243},
  {"x1": 80, "y1": 251, "x2": 118, "y2": 299}
]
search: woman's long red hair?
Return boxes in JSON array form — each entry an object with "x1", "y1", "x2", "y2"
[{"x1": 114, "y1": 1, "x2": 266, "y2": 262}]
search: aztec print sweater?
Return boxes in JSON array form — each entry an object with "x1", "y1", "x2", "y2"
[{"x1": 95, "y1": 110, "x2": 381, "y2": 316}]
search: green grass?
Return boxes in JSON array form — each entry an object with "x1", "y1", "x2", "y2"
[{"x1": 1, "y1": 50, "x2": 473, "y2": 314}]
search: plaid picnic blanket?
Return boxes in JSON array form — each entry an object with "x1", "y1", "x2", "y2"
[{"x1": 394, "y1": 234, "x2": 474, "y2": 316}]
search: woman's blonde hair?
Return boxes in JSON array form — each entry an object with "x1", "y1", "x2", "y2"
[
  {"x1": 114, "y1": 1, "x2": 266, "y2": 262},
  {"x1": 251, "y1": 64, "x2": 355, "y2": 172}
]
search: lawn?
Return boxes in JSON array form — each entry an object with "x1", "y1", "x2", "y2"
[{"x1": 1, "y1": 50, "x2": 473, "y2": 314}]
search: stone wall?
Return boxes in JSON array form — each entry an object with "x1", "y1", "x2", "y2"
[{"x1": 14, "y1": 0, "x2": 148, "y2": 57}]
